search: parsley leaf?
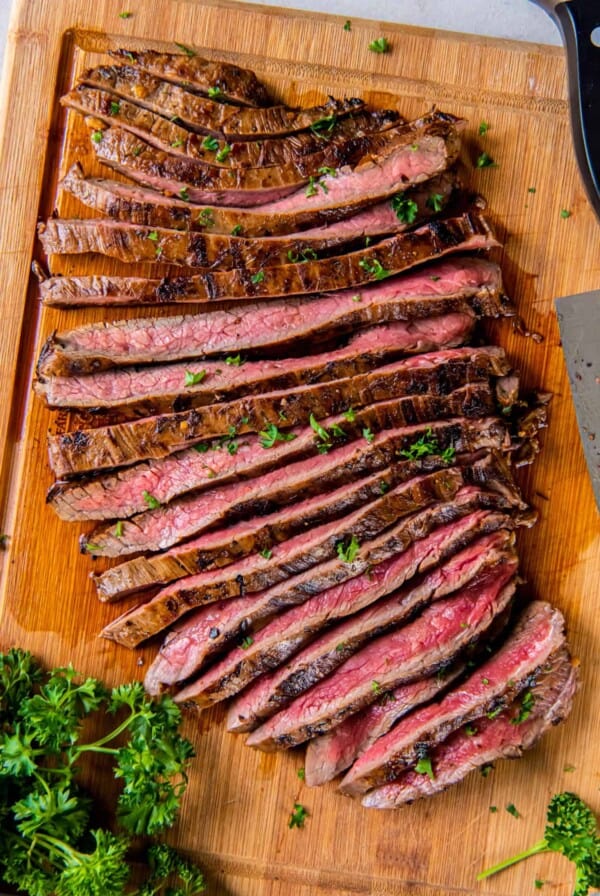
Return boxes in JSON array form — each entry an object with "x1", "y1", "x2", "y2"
[
  {"x1": 184, "y1": 369, "x2": 206, "y2": 387},
  {"x1": 259, "y1": 424, "x2": 297, "y2": 449},
  {"x1": 288, "y1": 803, "x2": 308, "y2": 829},
  {"x1": 391, "y1": 193, "x2": 418, "y2": 224},
  {"x1": 336, "y1": 534, "x2": 360, "y2": 563},
  {"x1": 368, "y1": 37, "x2": 390, "y2": 53},
  {"x1": 358, "y1": 257, "x2": 391, "y2": 280},
  {"x1": 142, "y1": 490, "x2": 161, "y2": 510}
]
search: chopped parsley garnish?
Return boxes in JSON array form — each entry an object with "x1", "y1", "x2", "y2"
[
  {"x1": 193, "y1": 442, "x2": 210, "y2": 453},
  {"x1": 216, "y1": 144, "x2": 231, "y2": 162},
  {"x1": 91, "y1": 130, "x2": 103, "y2": 143},
  {"x1": 184, "y1": 369, "x2": 206, "y2": 387},
  {"x1": 225, "y1": 354, "x2": 244, "y2": 366},
  {"x1": 358, "y1": 257, "x2": 391, "y2": 280},
  {"x1": 259, "y1": 548, "x2": 273, "y2": 560},
  {"x1": 391, "y1": 193, "x2": 418, "y2": 224},
  {"x1": 368, "y1": 37, "x2": 390, "y2": 53},
  {"x1": 415, "y1": 756, "x2": 435, "y2": 780},
  {"x1": 478, "y1": 120, "x2": 490, "y2": 135},
  {"x1": 110, "y1": 100, "x2": 121, "y2": 116},
  {"x1": 560, "y1": 208, "x2": 572, "y2": 219},
  {"x1": 171, "y1": 138, "x2": 184, "y2": 148},
  {"x1": 240, "y1": 636, "x2": 254, "y2": 650},
  {"x1": 251, "y1": 270, "x2": 265, "y2": 284},
  {"x1": 85, "y1": 543, "x2": 102, "y2": 553},
  {"x1": 132, "y1": 145, "x2": 142, "y2": 156},
  {"x1": 490, "y1": 805, "x2": 498, "y2": 813},
  {"x1": 309, "y1": 413, "x2": 332, "y2": 451},
  {"x1": 426, "y1": 192, "x2": 444, "y2": 212},
  {"x1": 379, "y1": 480, "x2": 390, "y2": 494},
  {"x1": 371, "y1": 680, "x2": 382, "y2": 694},
  {"x1": 563, "y1": 764, "x2": 576, "y2": 773},
  {"x1": 464, "y1": 724, "x2": 478, "y2": 736},
  {"x1": 259, "y1": 423, "x2": 297, "y2": 449},
  {"x1": 480, "y1": 763, "x2": 494, "y2": 777},
  {"x1": 179, "y1": 187, "x2": 190, "y2": 201},
  {"x1": 114, "y1": 521, "x2": 124, "y2": 538},
  {"x1": 288, "y1": 803, "x2": 308, "y2": 829},
  {"x1": 309, "y1": 115, "x2": 337, "y2": 138},
  {"x1": 362, "y1": 427, "x2": 374, "y2": 443},
  {"x1": 174, "y1": 41, "x2": 196, "y2": 56},
  {"x1": 511, "y1": 690, "x2": 535, "y2": 725},
  {"x1": 317, "y1": 166, "x2": 337, "y2": 177},
  {"x1": 287, "y1": 247, "x2": 318, "y2": 263},
  {"x1": 344, "y1": 19, "x2": 351, "y2": 31},
  {"x1": 335, "y1": 642, "x2": 347, "y2": 653},
  {"x1": 506, "y1": 803, "x2": 521, "y2": 818},
  {"x1": 202, "y1": 135, "x2": 219, "y2": 152},
  {"x1": 336, "y1": 534, "x2": 360, "y2": 563},
  {"x1": 147, "y1": 230, "x2": 159, "y2": 241},
  {"x1": 534, "y1": 880, "x2": 544, "y2": 890},
  {"x1": 119, "y1": 10, "x2": 133, "y2": 17},
  {"x1": 142, "y1": 490, "x2": 161, "y2": 510},
  {"x1": 352, "y1": 294, "x2": 362, "y2": 302},
  {"x1": 343, "y1": 407, "x2": 356, "y2": 422},
  {"x1": 231, "y1": 224, "x2": 243, "y2": 236},
  {"x1": 207, "y1": 86, "x2": 222, "y2": 98},
  {"x1": 441, "y1": 445, "x2": 456, "y2": 464},
  {"x1": 196, "y1": 208, "x2": 214, "y2": 227},
  {"x1": 398, "y1": 428, "x2": 437, "y2": 460},
  {"x1": 528, "y1": 186, "x2": 537, "y2": 193},
  {"x1": 297, "y1": 767, "x2": 306, "y2": 780},
  {"x1": 476, "y1": 151, "x2": 497, "y2": 168}
]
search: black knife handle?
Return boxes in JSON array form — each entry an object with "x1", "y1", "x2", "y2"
[{"x1": 553, "y1": 1, "x2": 600, "y2": 218}]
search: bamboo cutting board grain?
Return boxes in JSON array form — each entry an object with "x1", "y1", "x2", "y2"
[{"x1": 0, "y1": 1, "x2": 599, "y2": 893}]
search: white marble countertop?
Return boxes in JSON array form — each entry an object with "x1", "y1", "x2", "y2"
[{"x1": 0, "y1": 0, "x2": 561, "y2": 79}]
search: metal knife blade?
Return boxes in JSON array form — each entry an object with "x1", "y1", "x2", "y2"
[
  {"x1": 555, "y1": 290, "x2": 600, "y2": 510},
  {"x1": 530, "y1": 0, "x2": 600, "y2": 220}
]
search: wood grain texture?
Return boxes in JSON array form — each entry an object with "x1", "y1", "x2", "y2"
[{"x1": 0, "y1": 1, "x2": 599, "y2": 894}]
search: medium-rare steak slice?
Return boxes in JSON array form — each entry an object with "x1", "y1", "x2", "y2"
[
  {"x1": 103, "y1": 488, "x2": 512, "y2": 648},
  {"x1": 244, "y1": 562, "x2": 517, "y2": 750},
  {"x1": 340, "y1": 600, "x2": 566, "y2": 795},
  {"x1": 38, "y1": 257, "x2": 506, "y2": 369},
  {"x1": 146, "y1": 511, "x2": 513, "y2": 695},
  {"x1": 108, "y1": 49, "x2": 271, "y2": 107},
  {"x1": 181, "y1": 530, "x2": 517, "y2": 710},
  {"x1": 37, "y1": 316, "x2": 475, "y2": 416},
  {"x1": 225, "y1": 530, "x2": 516, "y2": 727},
  {"x1": 361, "y1": 647, "x2": 578, "y2": 808},
  {"x1": 89, "y1": 114, "x2": 460, "y2": 207},
  {"x1": 93, "y1": 449, "x2": 521, "y2": 597},
  {"x1": 50, "y1": 410, "x2": 509, "y2": 523},
  {"x1": 304, "y1": 668, "x2": 465, "y2": 787},
  {"x1": 48, "y1": 346, "x2": 509, "y2": 477},
  {"x1": 64, "y1": 85, "x2": 397, "y2": 168},
  {"x1": 58, "y1": 163, "x2": 455, "y2": 238}
]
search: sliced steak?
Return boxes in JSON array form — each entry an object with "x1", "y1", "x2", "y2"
[
  {"x1": 340, "y1": 600, "x2": 567, "y2": 795},
  {"x1": 103, "y1": 487, "x2": 512, "y2": 648},
  {"x1": 48, "y1": 346, "x2": 509, "y2": 477},
  {"x1": 38, "y1": 257, "x2": 506, "y2": 369},
  {"x1": 89, "y1": 114, "x2": 459, "y2": 207},
  {"x1": 244, "y1": 562, "x2": 518, "y2": 750},
  {"x1": 108, "y1": 49, "x2": 271, "y2": 107},
  {"x1": 183, "y1": 530, "x2": 517, "y2": 710},
  {"x1": 94, "y1": 449, "x2": 521, "y2": 597},
  {"x1": 37, "y1": 316, "x2": 475, "y2": 415},
  {"x1": 304, "y1": 670, "x2": 464, "y2": 787},
  {"x1": 361, "y1": 647, "x2": 578, "y2": 808},
  {"x1": 58, "y1": 163, "x2": 455, "y2": 238},
  {"x1": 64, "y1": 84, "x2": 397, "y2": 168},
  {"x1": 50, "y1": 409, "x2": 508, "y2": 523}
]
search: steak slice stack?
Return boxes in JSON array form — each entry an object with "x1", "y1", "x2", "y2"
[{"x1": 32, "y1": 58, "x2": 578, "y2": 816}]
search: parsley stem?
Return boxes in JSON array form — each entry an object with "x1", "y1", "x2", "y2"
[
  {"x1": 476, "y1": 841, "x2": 548, "y2": 880},
  {"x1": 74, "y1": 707, "x2": 140, "y2": 753}
]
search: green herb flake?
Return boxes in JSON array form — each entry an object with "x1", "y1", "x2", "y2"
[
  {"x1": 398, "y1": 427, "x2": 438, "y2": 461},
  {"x1": 352, "y1": 294, "x2": 363, "y2": 302},
  {"x1": 309, "y1": 414, "x2": 332, "y2": 452},
  {"x1": 511, "y1": 690, "x2": 535, "y2": 725},
  {"x1": 216, "y1": 144, "x2": 231, "y2": 162},
  {"x1": 415, "y1": 756, "x2": 435, "y2": 781},
  {"x1": 185, "y1": 369, "x2": 206, "y2": 387},
  {"x1": 534, "y1": 880, "x2": 544, "y2": 890},
  {"x1": 202, "y1": 135, "x2": 219, "y2": 152},
  {"x1": 119, "y1": 10, "x2": 133, "y2": 17},
  {"x1": 179, "y1": 187, "x2": 190, "y2": 201},
  {"x1": 193, "y1": 442, "x2": 210, "y2": 453},
  {"x1": 240, "y1": 636, "x2": 254, "y2": 650},
  {"x1": 478, "y1": 120, "x2": 490, "y2": 136},
  {"x1": 110, "y1": 100, "x2": 121, "y2": 116},
  {"x1": 362, "y1": 427, "x2": 375, "y2": 443},
  {"x1": 297, "y1": 766, "x2": 306, "y2": 780},
  {"x1": 430, "y1": 275, "x2": 441, "y2": 281},
  {"x1": 343, "y1": 407, "x2": 356, "y2": 422},
  {"x1": 441, "y1": 445, "x2": 456, "y2": 464},
  {"x1": 335, "y1": 642, "x2": 347, "y2": 653},
  {"x1": 207, "y1": 86, "x2": 222, "y2": 98},
  {"x1": 476, "y1": 151, "x2": 497, "y2": 169},
  {"x1": 368, "y1": 37, "x2": 390, "y2": 53},
  {"x1": 379, "y1": 480, "x2": 390, "y2": 495},
  {"x1": 344, "y1": 19, "x2": 351, "y2": 31},
  {"x1": 371, "y1": 680, "x2": 382, "y2": 694},
  {"x1": 358, "y1": 257, "x2": 391, "y2": 280},
  {"x1": 506, "y1": 803, "x2": 521, "y2": 819},
  {"x1": 225, "y1": 354, "x2": 244, "y2": 366},
  {"x1": 171, "y1": 138, "x2": 184, "y2": 148},
  {"x1": 85, "y1": 542, "x2": 102, "y2": 553},
  {"x1": 289, "y1": 803, "x2": 308, "y2": 829},
  {"x1": 251, "y1": 270, "x2": 265, "y2": 284},
  {"x1": 317, "y1": 166, "x2": 337, "y2": 177},
  {"x1": 464, "y1": 725, "x2": 478, "y2": 736},
  {"x1": 563, "y1": 763, "x2": 576, "y2": 773},
  {"x1": 175, "y1": 41, "x2": 196, "y2": 56},
  {"x1": 230, "y1": 224, "x2": 243, "y2": 236},
  {"x1": 196, "y1": 208, "x2": 214, "y2": 227},
  {"x1": 147, "y1": 230, "x2": 159, "y2": 241},
  {"x1": 142, "y1": 490, "x2": 161, "y2": 510},
  {"x1": 91, "y1": 130, "x2": 104, "y2": 144},
  {"x1": 490, "y1": 805, "x2": 498, "y2": 813},
  {"x1": 481, "y1": 677, "x2": 489, "y2": 685},
  {"x1": 132, "y1": 144, "x2": 142, "y2": 156},
  {"x1": 336, "y1": 534, "x2": 360, "y2": 564},
  {"x1": 259, "y1": 423, "x2": 297, "y2": 449},
  {"x1": 480, "y1": 763, "x2": 494, "y2": 777},
  {"x1": 426, "y1": 192, "x2": 444, "y2": 213},
  {"x1": 528, "y1": 186, "x2": 537, "y2": 194},
  {"x1": 259, "y1": 548, "x2": 272, "y2": 560},
  {"x1": 560, "y1": 208, "x2": 572, "y2": 219},
  {"x1": 309, "y1": 115, "x2": 337, "y2": 138},
  {"x1": 391, "y1": 193, "x2": 419, "y2": 224},
  {"x1": 114, "y1": 521, "x2": 124, "y2": 538}
]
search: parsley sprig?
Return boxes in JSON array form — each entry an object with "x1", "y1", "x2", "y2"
[{"x1": 0, "y1": 649, "x2": 203, "y2": 896}]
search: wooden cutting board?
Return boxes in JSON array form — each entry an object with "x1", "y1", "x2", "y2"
[{"x1": 1, "y1": 1, "x2": 599, "y2": 893}]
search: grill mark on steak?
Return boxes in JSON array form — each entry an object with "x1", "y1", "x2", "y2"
[
  {"x1": 244, "y1": 563, "x2": 518, "y2": 750},
  {"x1": 361, "y1": 647, "x2": 578, "y2": 808},
  {"x1": 47, "y1": 346, "x2": 509, "y2": 478},
  {"x1": 102, "y1": 487, "x2": 514, "y2": 648},
  {"x1": 340, "y1": 600, "x2": 567, "y2": 795},
  {"x1": 108, "y1": 49, "x2": 271, "y2": 107},
  {"x1": 145, "y1": 512, "x2": 512, "y2": 695},
  {"x1": 49, "y1": 410, "x2": 509, "y2": 523},
  {"x1": 93, "y1": 446, "x2": 521, "y2": 599},
  {"x1": 89, "y1": 113, "x2": 460, "y2": 207},
  {"x1": 58, "y1": 163, "x2": 456, "y2": 237},
  {"x1": 182, "y1": 531, "x2": 517, "y2": 711},
  {"x1": 36, "y1": 316, "x2": 475, "y2": 416}
]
